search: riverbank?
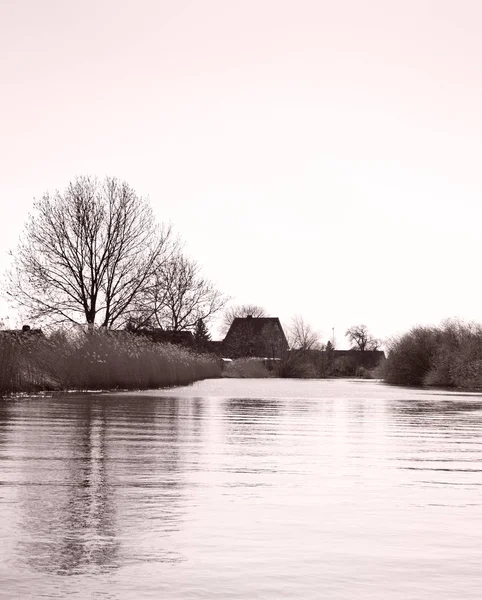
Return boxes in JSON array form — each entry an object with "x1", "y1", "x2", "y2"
[
  {"x1": 222, "y1": 356, "x2": 378, "y2": 379},
  {"x1": 0, "y1": 330, "x2": 221, "y2": 396}
]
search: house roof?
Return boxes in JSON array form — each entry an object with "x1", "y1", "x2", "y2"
[{"x1": 224, "y1": 317, "x2": 288, "y2": 345}]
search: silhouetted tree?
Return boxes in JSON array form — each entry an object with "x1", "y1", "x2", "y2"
[
  {"x1": 345, "y1": 324, "x2": 379, "y2": 351},
  {"x1": 288, "y1": 315, "x2": 322, "y2": 350},
  {"x1": 6, "y1": 176, "x2": 172, "y2": 328},
  {"x1": 194, "y1": 318, "x2": 211, "y2": 351},
  {"x1": 145, "y1": 252, "x2": 226, "y2": 331},
  {"x1": 278, "y1": 315, "x2": 324, "y2": 378}
]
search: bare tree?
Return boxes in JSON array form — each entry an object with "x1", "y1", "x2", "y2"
[
  {"x1": 277, "y1": 316, "x2": 324, "y2": 378},
  {"x1": 220, "y1": 303, "x2": 267, "y2": 335},
  {"x1": 345, "y1": 324, "x2": 380, "y2": 351},
  {"x1": 288, "y1": 315, "x2": 322, "y2": 350},
  {"x1": 144, "y1": 252, "x2": 227, "y2": 331},
  {"x1": 6, "y1": 176, "x2": 172, "y2": 328}
]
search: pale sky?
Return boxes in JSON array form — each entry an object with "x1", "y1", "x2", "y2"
[{"x1": 1, "y1": 0, "x2": 482, "y2": 347}]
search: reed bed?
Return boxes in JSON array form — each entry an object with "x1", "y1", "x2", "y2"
[{"x1": 0, "y1": 330, "x2": 221, "y2": 395}]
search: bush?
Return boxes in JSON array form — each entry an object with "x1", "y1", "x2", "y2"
[
  {"x1": 332, "y1": 355, "x2": 357, "y2": 377},
  {"x1": 384, "y1": 326, "x2": 440, "y2": 386},
  {"x1": 383, "y1": 319, "x2": 482, "y2": 389},
  {"x1": 222, "y1": 358, "x2": 271, "y2": 378}
]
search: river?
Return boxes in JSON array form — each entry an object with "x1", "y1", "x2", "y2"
[{"x1": 0, "y1": 379, "x2": 481, "y2": 599}]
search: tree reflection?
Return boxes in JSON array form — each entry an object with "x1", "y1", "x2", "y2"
[
  {"x1": 386, "y1": 393, "x2": 482, "y2": 485},
  {"x1": 15, "y1": 394, "x2": 198, "y2": 575},
  {"x1": 224, "y1": 398, "x2": 281, "y2": 439},
  {"x1": 389, "y1": 396, "x2": 482, "y2": 429},
  {"x1": 17, "y1": 398, "x2": 119, "y2": 575},
  {"x1": 0, "y1": 398, "x2": 11, "y2": 450},
  {"x1": 222, "y1": 398, "x2": 282, "y2": 478}
]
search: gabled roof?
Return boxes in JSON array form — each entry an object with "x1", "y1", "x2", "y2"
[{"x1": 224, "y1": 317, "x2": 289, "y2": 347}]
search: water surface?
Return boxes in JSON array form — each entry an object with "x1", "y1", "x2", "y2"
[{"x1": 0, "y1": 379, "x2": 481, "y2": 599}]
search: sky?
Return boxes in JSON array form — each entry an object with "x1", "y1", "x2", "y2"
[{"x1": 1, "y1": 0, "x2": 482, "y2": 347}]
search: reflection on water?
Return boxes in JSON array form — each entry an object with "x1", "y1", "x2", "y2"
[
  {"x1": 17, "y1": 400, "x2": 119, "y2": 576},
  {"x1": 0, "y1": 380, "x2": 482, "y2": 599}
]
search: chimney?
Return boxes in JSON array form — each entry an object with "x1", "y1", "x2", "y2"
[
  {"x1": 246, "y1": 315, "x2": 253, "y2": 319},
  {"x1": 22, "y1": 325, "x2": 31, "y2": 332}
]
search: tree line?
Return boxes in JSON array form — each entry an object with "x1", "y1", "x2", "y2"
[{"x1": 2, "y1": 175, "x2": 381, "y2": 351}]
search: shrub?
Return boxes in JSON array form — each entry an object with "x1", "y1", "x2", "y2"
[
  {"x1": 222, "y1": 358, "x2": 271, "y2": 378},
  {"x1": 383, "y1": 319, "x2": 482, "y2": 389},
  {"x1": 383, "y1": 326, "x2": 440, "y2": 386}
]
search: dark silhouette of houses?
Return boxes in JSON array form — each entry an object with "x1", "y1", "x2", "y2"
[
  {"x1": 133, "y1": 328, "x2": 195, "y2": 348},
  {"x1": 0, "y1": 324, "x2": 43, "y2": 337},
  {"x1": 332, "y1": 349, "x2": 385, "y2": 370},
  {"x1": 222, "y1": 316, "x2": 289, "y2": 359},
  {"x1": 205, "y1": 340, "x2": 224, "y2": 354}
]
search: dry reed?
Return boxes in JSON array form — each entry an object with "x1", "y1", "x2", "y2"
[{"x1": 0, "y1": 329, "x2": 221, "y2": 395}]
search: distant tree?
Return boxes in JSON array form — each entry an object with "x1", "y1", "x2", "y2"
[
  {"x1": 194, "y1": 318, "x2": 211, "y2": 350},
  {"x1": 220, "y1": 304, "x2": 267, "y2": 335},
  {"x1": 288, "y1": 315, "x2": 322, "y2": 350},
  {"x1": 145, "y1": 252, "x2": 227, "y2": 331},
  {"x1": 278, "y1": 316, "x2": 324, "y2": 378},
  {"x1": 6, "y1": 176, "x2": 172, "y2": 329},
  {"x1": 345, "y1": 324, "x2": 380, "y2": 351}
]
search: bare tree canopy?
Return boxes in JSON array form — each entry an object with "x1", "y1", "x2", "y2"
[
  {"x1": 345, "y1": 324, "x2": 380, "y2": 351},
  {"x1": 220, "y1": 303, "x2": 267, "y2": 335},
  {"x1": 6, "y1": 176, "x2": 172, "y2": 328},
  {"x1": 288, "y1": 315, "x2": 323, "y2": 350},
  {"x1": 142, "y1": 252, "x2": 226, "y2": 331}
]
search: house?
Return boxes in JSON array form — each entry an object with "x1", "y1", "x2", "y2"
[
  {"x1": 222, "y1": 316, "x2": 289, "y2": 359},
  {"x1": 128, "y1": 316, "x2": 289, "y2": 358}
]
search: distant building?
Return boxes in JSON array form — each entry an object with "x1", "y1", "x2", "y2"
[
  {"x1": 222, "y1": 316, "x2": 289, "y2": 359},
  {"x1": 128, "y1": 316, "x2": 290, "y2": 359},
  {"x1": 0, "y1": 324, "x2": 43, "y2": 337},
  {"x1": 133, "y1": 328, "x2": 195, "y2": 348},
  {"x1": 332, "y1": 349, "x2": 385, "y2": 369}
]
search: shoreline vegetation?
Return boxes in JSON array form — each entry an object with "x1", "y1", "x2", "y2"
[
  {"x1": 3, "y1": 177, "x2": 481, "y2": 396},
  {"x1": 0, "y1": 176, "x2": 387, "y2": 397},
  {"x1": 0, "y1": 329, "x2": 221, "y2": 396},
  {"x1": 4, "y1": 319, "x2": 482, "y2": 397},
  {"x1": 380, "y1": 319, "x2": 482, "y2": 389},
  {"x1": 0, "y1": 331, "x2": 377, "y2": 397}
]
